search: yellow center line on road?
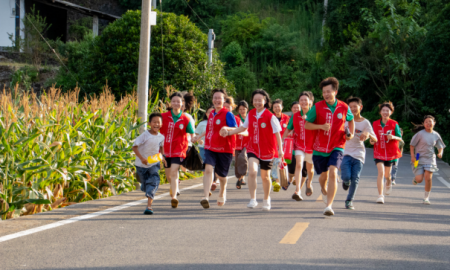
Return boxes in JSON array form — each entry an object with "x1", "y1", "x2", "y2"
[
  {"x1": 280, "y1": 222, "x2": 310, "y2": 244},
  {"x1": 316, "y1": 194, "x2": 322, "y2": 202}
]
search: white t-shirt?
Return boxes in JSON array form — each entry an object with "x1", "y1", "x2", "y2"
[
  {"x1": 243, "y1": 109, "x2": 282, "y2": 134},
  {"x1": 184, "y1": 113, "x2": 196, "y2": 146},
  {"x1": 133, "y1": 131, "x2": 165, "y2": 168},
  {"x1": 343, "y1": 119, "x2": 375, "y2": 163},
  {"x1": 194, "y1": 120, "x2": 208, "y2": 148}
]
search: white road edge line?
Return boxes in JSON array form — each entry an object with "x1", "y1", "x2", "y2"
[
  {"x1": 437, "y1": 177, "x2": 450, "y2": 188},
  {"x1": 0, "y1": 183, "x2": 204, "y2": 243}
]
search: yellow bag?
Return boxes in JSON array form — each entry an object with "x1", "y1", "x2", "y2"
[{"x1": 147, "y1": 153, "x2": 162, "y2": 164}]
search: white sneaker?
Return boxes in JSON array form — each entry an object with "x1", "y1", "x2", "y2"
[
  {"x1": 247, "y1": 199, "x2": 258, "y2": 208},
  {"x1": 323, "y1": 206, "x2": 334, "y2": 216},
  {"x1": 385, "y1": 184, "x2": 392, "y2": 195},
  {"x1": 262, "y1": 198, "x2": 271, "y2": 211},
  {"x1": 423, "y1": 199, "x2": 431, "y2": 205},
  {"x1": 376, "y1": 195, "x2": 385, "y2": 204}
]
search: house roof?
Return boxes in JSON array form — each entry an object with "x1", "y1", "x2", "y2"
[{"x1": 33, "y1": 0, "x2": 121, "y2": 21}]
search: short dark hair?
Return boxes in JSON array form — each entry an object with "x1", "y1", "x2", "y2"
[
  {"x1": 272, "y1": 99, "x2": 283, "y2": 107},
  {"x1": 378, "y1": 101, "x2": 394, "y2": 113},
  {"x1": 181, "y1": 91, "x2": 196, "y2": 112},
  {"x1": 252, "y1": 89, "x2": 271, "y2": 109},
  {"x1": 290, "y1": 101, "x2": 299, "y2": 110},
  {"x1": 169, "y1": 92, "x2": 183, "y2": 101},
  {"x1": 211, "y1": 88, "x2": 228, "y2": 99},
  {"x1": 298, "y1": 91, "x2": 311, "y2": 102},
  {"x1": 149, "y1": 112, "x2": 162, "y2": 122},
  {"x1": 346, "y1": 96, "x2": 362, "y2": 106},
  {"x1": 237, "y1": 100, "x2": 249, "y2": 110},
  {"x1": 319, "y1": 77, "x2": 339, "y2": 91},
  {"x1": 203, "y1": 105, "x2": 214, "y2": 121},
  {"x1": 412, "y1": 115, "x2": 436, "y2": 134}
]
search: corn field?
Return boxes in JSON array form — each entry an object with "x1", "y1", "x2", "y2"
[{"x1": 0, "y1": 85, "x2": 200, "y2": 220}]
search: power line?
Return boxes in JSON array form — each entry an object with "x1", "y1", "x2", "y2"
[{"x1": 180, "y1": 0, "x2": 209, "y2": 29}]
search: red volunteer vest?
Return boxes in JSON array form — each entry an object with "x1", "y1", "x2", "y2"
[
  {"x1": 235, "y1": 115, "x2": 249, "y2": 151},
  {"x1": 246, "y1": 109, "x2": 278, "y2": 160},
  {"x1": 278, "y1": 113, "x2": 290, "y2": 137},
  {"x1": 160, "y1": 111, "x2": 190, "y2": 158},
  {"x1": 293, "y1": 111, "x2": 317, "y2": 154},
  {"x1": 373, "y1": 119, "x2": 402, "y2": 161},
  {"x1": 311, "y1": 100, "x2": 349, "y2": 153},
  {"x1": 204, "y1": 108, "x2": 234, "y2": 154}
]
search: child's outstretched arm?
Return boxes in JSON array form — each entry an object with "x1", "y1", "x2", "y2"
[
  {"x1": 133, "y1": 146, "x2": 148, "y2": 165},
  {"x1": 410, "y1": 145, "x2": 415, "y2": 164}
]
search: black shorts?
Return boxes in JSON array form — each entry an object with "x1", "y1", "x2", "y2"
[
  {"x1": 374, "y1": 159, "x2": 395, "y2": 167},
  {"x1": 313, "y1": 150, "x2": 344, "y2": 175},
  {"x1": 287, "y1": 155, "x2": 307, "y2": 177},
  {"x1": 247, "y1": 153, "x2": 273, "y2": 171},
  {"x1": 164, "y1": 157, "x2": 185, "y2": 169},
  {"x1": 204, "y1": 149, "x2": 233, "y2": 178}
]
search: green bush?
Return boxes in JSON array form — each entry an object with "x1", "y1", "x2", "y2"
[{"x1": 221, "y1": 41, "x2": 244, "y2": 68}]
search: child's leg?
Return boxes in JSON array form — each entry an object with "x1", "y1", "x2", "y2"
[
  {"x1": 260, "y1": 169, "x2": 271, "y2": 200},
  {"x1": 146, "y1": 164, "x2": 161, "y2": 209},
  {"x1": 424, "y1": 171, "x2": 433, "y2": 193},
  {"x1": 384, "y1": 165, "x2": 392, "y2": 186},
  {"x1": 203, "y1": 164, "x2": 214, "y2": 199},
  {"x1": 294, "y1": 155, "x2": 305, "y2": 194},
  {"x1": 306, "y1": 162, "x2": 314, "y2": 189},
  {"x1": 347, "y1": 158, "x2": 363, "y2": 201},
  {"x1": 248, "y1": 158, "x2": 260, "y2": 200},
  {"x1": 391, "y1": 161, "x2": 398, "y2": 181},
  {"x1": 271, "y1": 158, "x2": 280, "y2": 183},
  {"x1": 376, "y1": 163, "x2": 385, "y2": 196},
  {"x1": 169, "y1": 163, "x2": 181, "y2": 199}
]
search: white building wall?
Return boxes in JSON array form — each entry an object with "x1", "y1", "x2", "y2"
[{"x1": 0, "y1": 0, "x2": 18, "y2": 47}]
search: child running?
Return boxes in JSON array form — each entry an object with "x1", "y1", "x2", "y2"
[
  {"x1": 193, "y1": 89, "x2": 237, "y2": 209},
  {"x1": 195, "y1": 106, "x2": 215, "y2": 162},
  {"x1": 160, "y1": 92, "x2": 195, "y2": 208},
  {"x1": 222, "y1": 89, "x2": 284, "y2": 211},
  {"x1": 133, "y1": 113, "x2": 166, "y2": 215},
  {"x1": 283, "y1": 92, "x2": 316, "y2": 201},
  {"x1": 340, "y1": 97, "x2": 377, "y2": 210},
  {"x1": 391, "y1": 128, "x2": 404, "y2": 185},
  {"x1": 234, "y1": 101, "x2": 250, "y2": 189},
  {"x1": 410, "y1": 115, "x2": 446, "y2": 205},
  {"x1": 286, "y1": 101, "x2": 301, "y2": 187},
  {"x1": 271, "y1": 99, "x2": 290, "y2": 184},
  {"x1": 305, "y1": 77, "x2": 355, "y2": 216},
  {"x1": 372, "y1": 101, "x2": 403, "y2": 204}
]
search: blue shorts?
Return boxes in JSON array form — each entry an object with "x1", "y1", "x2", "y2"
[
  {"x1": 204, "y1": 149, "x2": 233, "y2": 178},
  {"x1": 313, "y1": 150, "x2": 344, "y2": 175}
]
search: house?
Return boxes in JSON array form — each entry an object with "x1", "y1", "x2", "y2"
[{"x1": 0, "y1": 0, "x2": 122, "y2": 50}]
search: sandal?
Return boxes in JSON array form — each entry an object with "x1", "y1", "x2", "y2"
[
  {"x1": 241, "y1": 179, "x2": 247, "y2": 185},
  {"x1": 282, "y1": 181, "x2": 291, "y2": 191},
  {"x1": 200, "y1": 198, "x2": 210, "y2": 209},
  {"x1": 236, "y1": 179, "x2": 242, "y2": 189},
  {"x1": 211, "y1": 182, "x2": 217, "y2": 191},
  {"x1": 305, "y1": 178, "x2": 313, "y2": 197},
  {"x1": 171, "y1": 198, "x2": 179, "y2": 208}
]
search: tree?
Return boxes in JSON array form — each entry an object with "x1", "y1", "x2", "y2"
[{"x1": 55, "y1": 10, "x2": 234, "y2": 106}]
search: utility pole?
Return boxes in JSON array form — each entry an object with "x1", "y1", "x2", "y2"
[
  {"x1": 137, "y1": 0, "x2": 157, "y2": 133},
  {"x1": 321, "y1": 0, "x2": 328, "y2": 46},
  {"x1": 207, "y1": 29, "x2": 215, "y2": 65}
]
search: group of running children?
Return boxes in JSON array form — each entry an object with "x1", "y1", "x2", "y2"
[{"x1": 132, "y1": 77, "x2": 446, "y2": 216}]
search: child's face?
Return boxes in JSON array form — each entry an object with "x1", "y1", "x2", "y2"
[
  {"x1": 238, "y1": 106, "x2": 248, "y2": 116},
  {"x1": 253, "y1": 94, "x2": 266, "y2": 110},
  {"x1": 224, "y1": 103, "x2": 232, "y2": 111},
  {"x1": 273, "y1": 103, "x2": 283, "y2": 115},
  {"x1": 349, "y1": 102, "x2": 362, "y2": 116},
  {"x1": 291, "y1": 104, "x2": 300, "y2": 114},
  {"x1": 380, "y1": 107, "x2": 392, "y2": 118},
  {"x1": 149, "y1": 117, "x2": 162, "y2": 132},
  {"x1": 424, "y1": 118, "x2": 435, "y2": 130},
  {"x1": 299, "y1": 96, "x2": 310, "y2": 110},
  {"x1": 171, "y1": 96, "x2": 183, "y2": 110}
]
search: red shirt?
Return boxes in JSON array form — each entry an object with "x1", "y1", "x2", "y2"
[
  {"x1": 246, "y1": 109, "x2": 278, "y2": 160},
  {"x1": 292, "y1": 111, "x2": 317, "y2": 154},
  {"x1": 235, "y1": 115, "x2": 249, "y2": 151},
  {"x1": 312, "y1": 100, "x2": 349, "y2": 153},
  {"x1": 160, "y1": 111, "x2": 190, "y2": 158},
  {"x1": 373, "y1": 119, "x2": 402, "y2": 161},
  {"x1": 204, "y1": 108, "x2": 234, "y2": 154}
]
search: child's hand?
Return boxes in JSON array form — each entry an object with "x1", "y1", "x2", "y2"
[
  {"x1": 411, "y1": 157, "x2": 415, "y2": 164},
  {"x1": 360, "y1": 132, "x2": 368, "y2": 141},
  {"x1": 141, "y1": 157, "x2": 149, "y2": 165},
  {"x1": 386, "y1": 134, "x2": 393, "y2": 141},
  {"x1": 370, "y1": 139, "x2": 376, "y2": 145},
  {"x1": 437, "y1": 153, "x2": 443, "y2": 159},
  {"x1": 162, "y1": 157, "x2": 167, "y2": 167},
  {"x1": 198, "y1": 140, "x2": 204, "y2": 145}
]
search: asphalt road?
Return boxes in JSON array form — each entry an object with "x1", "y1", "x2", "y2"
[{"x1": 1, "y1": 149, "x2": 450, "y2": 270}]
